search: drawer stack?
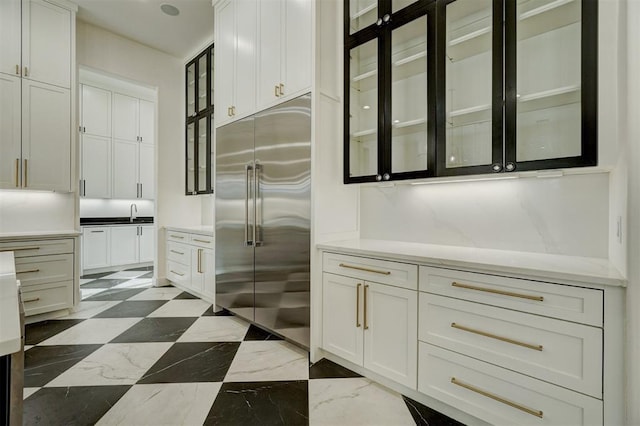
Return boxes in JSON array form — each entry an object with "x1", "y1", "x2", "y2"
[
  {"x1": 418, "y1": 266, "x2": 604, "y2": 425},
  {"x1": 166, "y1": 231, "x2": 191, "y2": 287},
  {"x1": 165, "y1": 229, "x2": 215, "y2": 302},
  {"x1": 0, "y1": 239, "x2": 75, "y2": 316}
]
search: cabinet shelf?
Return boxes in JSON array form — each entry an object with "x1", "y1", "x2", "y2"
[
  {"x1": 520, "y1": 0, "x2": 575, "y2": 21},
  {"x1": 352, "y1": 69, "x2": 377, "y2": 82},
  {"x1": 351, "y1": 128, "x2": 376, "y2": 139},
  {"x1": 351, "y1": 3, "x2": 376, "y2": 20},
  {"x1": 393, "y1": 50, "x2": 427, "y2": 68},
  {"x1": 447, "y1": 104, "x2": 491, "y2": 126},
  {"x1": 518, "y1": 84, "x2": 580, "y2": 113}
]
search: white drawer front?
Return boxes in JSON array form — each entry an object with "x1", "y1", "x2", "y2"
[
  {"x1": 0, "y1": 238, "x2": 74, "y2": 258},
  {"x1": 166, "y1": 231, "x2": 189, "y2": 243},
  {"x1": 419, "y1": 293, "x2": 602, "y2": 398},
  {"x1": 323, "y1": 252, "x2": 418, "y2": 290},
  {"x1": 419, "y1": 343, "x2": 603, "y2": 426},
  {"x1": 15, "y1": 254, "x2": 74, "y2": 287},
  {"x1": 167, "y1": 260, "x2": 190, "y2": 286},
  {"x1": 189, "y1": 234, "x2": 213, "y2": 249},
  {"x1": 22, "y1": 282, "x2": 73, "y2": 317},
  {"x1": 167, "y1": 242, "x2": 190, "y2": 265},
  {"x1": 419, "y1": 266, "x2": 603, "y2": 326}
]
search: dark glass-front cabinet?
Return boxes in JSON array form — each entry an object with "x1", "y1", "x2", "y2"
[
  {"x1": 344, "y1": 0, "x2": 597, "y2": 183},
  {"x1": 186, "y1": 43, "x2": 215, "y2": 194}
]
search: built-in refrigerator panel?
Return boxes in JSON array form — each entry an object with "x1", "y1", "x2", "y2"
[{"x1": 254, "y1": 95, "x2": 311, "y2": 348}]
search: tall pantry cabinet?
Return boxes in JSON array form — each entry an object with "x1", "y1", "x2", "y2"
[{"x1": 0, "y1": 0, "x2": 76, "y2": 192}]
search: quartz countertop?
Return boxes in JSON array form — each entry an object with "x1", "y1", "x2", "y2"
[
  {"x1": 0, "y1": 252, "x2": 21, "y2": 356},
  {"x1": 165, "y1": 225, "x2": 214, "y2": 237},
  {"x1": 0, "y1": 230, "x2": 81, "y2": 241},
  {"x1": 317, "y1": 239, "x2": 626, "y2": 287},
  {"x1": 81, "y1": 217, "x2": 154, "y2": 226}
]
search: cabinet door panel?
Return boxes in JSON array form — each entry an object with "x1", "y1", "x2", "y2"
[
  {"x1": 363, "y1": 282, "x2": 417, "y2": 388},
  {"x1": 234, "y1": 0, "x2": 257, "y2": 118},
  {"x1": 23, "y1": 0, "x2": 71, "y2": 88},
  {"x1": 81, "y1": 135, "x2": 111, "y2": 198},
  {"x1": 139, "y1": 225, "x2": 155, "y2": 263},
  {"x1": 113, "y1": 140, "x2": 139, "y2": 199},
  {"x1": 0, "y1": 74, "x2": 21, "y2": 189},
  {"x1": 257, "y1": 0, "x2": 282, "y2": 109},
  {"x1": 139, "y1": 100, "x2": 155, "y2": 144},
  {"x1": 139, "y1": 143, "x2": 154, "y2": 199},
  {"x1": 215, "y1": 0, "x2": 235, "y2": 127},
  {"x1": 202, "y1": 248, "x2": 215, "y2": 299},
  {"x1": 191, "y1": 247, "x2": 204, "y2": 292},
  {"x1": 283, "y1": 0, "x2": 311, "y2": 97},
  {"x1": 0, "y1": 0, "x2": 21, "y2": 78},
  {"x1": 322, "y1": 273, "x2": 364, "y2": 366},
  {"x1": 82, "y1": 85, "x2": 111, "y2": 137},
  {"x1": 110, "y1": 226, "x2": 139, "y2": 266},
  {"x1": 113, "y1": 94, "x2": 138, "y2": 142},
  {"x1": 22, "y1": 80, "x2": 71, "y2": 191},
  {"x1": 82, "y1": 227, "x2": 110, "y2": 269}
]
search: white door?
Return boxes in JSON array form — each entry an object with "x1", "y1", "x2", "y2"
[
  {"x1": 283, "y1": 0, "x2": 311, "y2": 97},
  {"x1": 215, "y1": 0, "x2": 235, "y2": 127},
  {"x1": 81, "y1": 134, "x2": 111, "y2": 198},
  {"x1": 82, "y1": 227, "x2": 110, "y2": 270},
  {"x1": 81, "y1": 84, "x2": 111, "y2": 137},
  {"x1": 191, "y1": 247, "x2": 204, "y2": 293},
  {"x1": 110, "y1": 226, "x2": 139, "y2": 266},
  {"x1": 0, "y1": 0, "x2": 21, "y2": 78},
  {"x1": 138, "y1": 143, "x2": 154, "y2": 199},
  {"x1": 202, "y1": 248, "x2": 215, "y2": 300},
  {"x1": 234, "y1": 0, "x2": 257, "y2": 118},
  {"x1": 363, "y1": 282, "x2": 418, "y2": 388},
  {"x1": 113, "y1": 139, "x2": 138, "y2": 199},
  {"x1": 256, "y1": 0, "x2": 282, "y2": 110},
  {"x1": 138, "y1": 225, "x2": 155, "y2": 263},
  {"x1": 322, "y1": 273, "x2": 364, "y2": 366},
  {"x1": 0, "y1": 74, "x2": 22, "y2": 189},
  {"x1": 22, "y1": 0, "x2": 71, "y2": 88},
  {"x1": 22, "y1": 79, "x2": 71, "y2": 192},
  {"x1": 138, "y1": 99, "x2": 154, "y2": 144},
  {"x1": 113, "y1": 93, "x2": 138, "y2": 142}
]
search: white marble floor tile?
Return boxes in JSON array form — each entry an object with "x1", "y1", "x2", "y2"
[
  {"x1": 60, "y1": 301, "x2": 121, "y2": 319},
  {"x1": 112, "y1": 278, "x2": 153, "y2": 290},
  {"x1": 23, "y1": 388, "x2": 39, "y2": 399},
  {"x1": 147, "y1": 299, "x2": 211, "y2": 318},
  {"x1": 224, "y1": 341, "x2": 308, "y2": 382},
  {"x1": 309, "y1": 378, "x2": 415, "y2": 426},
  {"x1": 81, "y1": 288, "x2": 105, "y2": 300},
  {"x1": 127, "y1": 286, "x2": 182, "y2": 301},
  {"x1": 96, "y1": 382, "x2": 222, "y2": 426},
  {"x1": 25, "y1": 345, "x2": 34, "y2": 351},
  {"x1": 39, "y1": 318, "x2": 142, "y2": 345},
  {"x1": 102, "y1": 271, "x2": 147, "y2": 279},
  {"x1": 177, "y1": 316, "x2": 250, "y2": 342},
  {"x1": 46, "y1": 343, "x2": 173, "y2": 387},
  {"x1": 79, "y1": 279, "x2": 95, "y2": 285}
]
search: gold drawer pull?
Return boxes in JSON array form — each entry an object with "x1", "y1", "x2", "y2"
[
  {"x1": 193, "y1": 239, "x2": 211, "y2": 244},
  {"x1": 23, "y1": 297, "x2": 41, "y2": 303},
  {"x1": 0, "y1": 246, "x2": 40, "y2": 252},
  {"x1": 356, "y1": 283, "x2": 361, "y2": 328},
  {"x1": 363, "y1": 284, "x2": 369, "y2": 329},
  {"x1": 17, "y1": 269, "x2": 40, "y2": 274},
  {"x1": 451, "y1": 377, "x2": 543, "y2": 418},
  {"x1": 451, "y1": 282, "x2": 543, "y2": 302},
  {"x1": 339, "y1": 263, "x2": 391, "y2": 276},
  {"x1": 170, "y1": 270, "x2": 185, "y2": 277},
  {"x1": 451, "y1": 323, "x2": 543, "y2": 351},
  {"x1": 170, "y1": 250, "x2": 185, "y2": 255},
  {"x1": 170, "y1": 235, "x2": 185, "y2": 239}
]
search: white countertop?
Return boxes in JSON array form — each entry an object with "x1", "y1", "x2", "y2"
[
  {"x1": 0, "y1": 230, "x2": 81, "y2": 241},
  {"x1": 317, "y1": 239, "x2": 626, "y2": 287},
  {"x1": 165, "y1": 225, "x2": 214, "y2": 237},
  {"x1": 0, "y1": 252, "x2": 21, "y2": 357}
]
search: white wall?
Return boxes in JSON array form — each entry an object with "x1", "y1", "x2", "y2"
[
  {"x1": 76, "y1": 21, "x2": 202, "y2": 279},
  {"x1": 80, "y1": 199, "x2": 155, "y2": 218},
  {"x1": 0, "y1": 191, "x2": 76, "y2": 233}
]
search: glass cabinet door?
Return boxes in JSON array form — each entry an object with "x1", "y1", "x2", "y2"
[
  {"x1": 197, "y1": 116, "x2": 209, "y2": 192},
  {"x1": 198, "y1": 53, "x2": 208, "y2": 113},
  {"x1": 187, "y1": 63, "x2": 196, "y2": 118},
  {"x1": 186, "y1": 122, "x2": 195, "y2": 194},
  {"x1": 348, "y1": 0, "x2": 378, "y2": 34},
  {"x1": 210, "y1": 45, "x2": 215, "y2": 109}
]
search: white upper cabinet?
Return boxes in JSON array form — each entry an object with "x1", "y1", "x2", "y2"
[
  {"x1": 113, "y1": 93, "x2": 139, "y2": 142},
  {"x1": 81, "y1": 134, "x2": 111, "y2": 198},
  {"x1": 81, "y1": 84, "x2": 111, "y2": 137},
  {"x1": 113, "y1": 140, "x2": 139, "y2": 199},
  {"x1": 215, "y1": 0, "x2": 235, "y2": 127},
  {"x1": 138, "y1": 142, "x2": 155, "y2": 199},
  {"x1": 0, "y1": 0, "x2": 21, "y2": 78},
  {"x1": 0, "y1": 74, "x2": 21, "y2": 189},
  {"x1": 257, "y1": 0, "x2": 311, "y2": 110},
  {"x1": 138, "y1": 99, "x2": 155, "y2": 144}
]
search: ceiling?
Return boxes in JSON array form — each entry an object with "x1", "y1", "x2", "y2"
[{"x1": 75, "y1": 0, "x2": 214, "y2": 60}]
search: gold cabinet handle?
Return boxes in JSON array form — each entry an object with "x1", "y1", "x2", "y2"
[
  {"x1": 170, "y1": 270, "x2": 185, "y2": 277},
  {"x1": 339, "y1": 263, "x2": 391, "y2": 276},
  {"x1": 451, "y1": 322, "x2": 543, "y2": 351},
  {"x1": 198, "y1": 248, "x2": 203, "y2": 273},
  {"x1": 451, "y1": 282, "x2": 543, "y2": 302},
  {"x1": 451, "y1": 377, "x2": 543, "y2": 418},
  {"x1": 15, "y1": 158, "x2": 19, "y2": 187},
  {"x1": 170, "y1": 249, "x2": 184, "y2": 255},
  {"x1": 232, "y1": 106, "x2": 236, "y2": 116},
  {"x1": 279, "y1": 83, "x2": 284, "y2": 96},
  {"x1": 356, "y1": 283, "x2": 361, "y2": 328},
  {"x1": 170, "y1": 235, "x2": 185, "y2": 239},
  {"x1": 23, "y1": 159, "x2": 28, "y2": 187},
  {"x1": 274, "y1": 85, "x2": 279, "y2": 97},
  {"x1": 24, "y1": 66, "x2": 28, "y2": 77},
  {"x1": 16, "y1": 269, "x2": 40, "y2": 274},
  {"x1": 0, "y1": 246, "x2": 40, "y2": 252},
  {"x1": 363, "y1": 284, "x2": 369, "y2": 330},
  {"x1": 227, "y1": 106, "x2": 231, "y2": 116},
  {"x1": 193, "y1": 239, "x2": 210, "y2": 244},
  {"x1": 23, "y1": 297, "x2": 40, "y2": 303},
  {"x1": 15, "y1": 64, "x2": 20, "y2": 75}
]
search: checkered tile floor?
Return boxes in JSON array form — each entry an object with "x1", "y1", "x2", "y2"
[{"x1": 22, "y1": 268, "x2": 463, "y2": 425}]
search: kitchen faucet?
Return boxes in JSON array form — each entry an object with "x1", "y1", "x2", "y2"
[{"x1": 130, "y1": 203, "x2": 137, "y2": 222}]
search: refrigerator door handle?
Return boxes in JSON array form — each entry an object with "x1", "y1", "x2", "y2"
[
  {"x1": 254, "y1": 163, "x2": 263, "y2": 247},
  {"x1": 245, "y1": 163, "x2": 254, "y2": 246}
]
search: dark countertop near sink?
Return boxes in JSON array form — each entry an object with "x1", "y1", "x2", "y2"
[{"x1": 80, "y1": 217, "x2": 154, "y2": 226}]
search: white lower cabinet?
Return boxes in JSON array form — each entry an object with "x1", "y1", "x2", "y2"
[
  {"x1": 82, "y1": 225, "x2": 154, "y2": 273},
  {"x1": 165, "y1": 229, "x2": 214, "y2": 303},
  {"x1": 138, "y1": 225, "x2": 154, "y2": 263},
  {"x1": 81, "y1": 227, "x2": 109, "y2": 269},
  {"x1": 110, "y1": 226, "x2": 138, "y2": 266}
]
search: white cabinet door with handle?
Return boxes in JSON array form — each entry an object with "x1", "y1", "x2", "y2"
[
  {"x1": 138, "y1": 225, "x2": 155, "y2": 263},
  {"x1": 81, "y1": 84, "x2": 111, "y2": 137},
  {"x1": 82, "y1": 227, "x2": 110, "y2": 270},
  {"x1": 81, "y1": 134, "x2": 111, "y2": 198},
  {"x1": 0, "y1": 0, "x2": 21, "y2": 78},
  {"x1": 0, "y1": 74, "x2": 21, "y2": 189},
  {"x1": 110, "y1": 226, "x2": 139, "y2": 266}
]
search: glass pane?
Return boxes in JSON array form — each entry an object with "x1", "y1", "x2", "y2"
[
  {"x1": 349, "y1": 39, "x2": 378, "y2": 178},
  {"x1": 187, "y1": 122, "x2": 195, "y2": 193},
  {"x1": 392, "y1": 0, "x2": 416, "y2": 14},
  {"x1": 210, "y1": 46, "x2": 215, "y2": 109},
  {"x1": 349, "y1": 0, "x2": 377, "y2": 34},
  {"x1": 210, "y1": 114, "x2": 215, "y2": 192},
  {"x1": 198, "y1": 116, "x2": 208, "y2": 192},
  {"x1": 187, "y1": 63, "x2": 195, "y2": 117},
  {"x1": 391, "y1": 15, "x2": 428, "y2": 174},
  {"x1": 516, "y1": 0, "x2": 581, "y2": 162},
  {"x1": 198, "y1": 54, "x2": 207, "y2": 112},
  {"x1": 445, "y1": 0, "x2": 493, "y2": 169}
]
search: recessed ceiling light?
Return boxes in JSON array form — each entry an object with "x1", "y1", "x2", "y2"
[{"x1": 161, "y1": 4, "x2": 180, "y2": 16}]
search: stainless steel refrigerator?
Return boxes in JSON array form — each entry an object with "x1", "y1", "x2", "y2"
[{"x1": 215, "y1": 94, "x2": 311, "y2": 348}]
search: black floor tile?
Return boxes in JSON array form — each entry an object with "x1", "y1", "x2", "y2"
[
  {"x1": 139, "y1": 271, "x2": 154, "y2": 278},
  {"x1": 138, "y1": 342, "x2": 241, "y2": 384},
  {"x1": 202, "y1": 306, "x2": 233, "y2": 316},
  {"x1": 81, "y1": 271, "x2": 117, "y2": 280},
  {"x1": 80, "y1": 278, "x2": 129, "y2": 289},
  {"x1": 25, "y1": 319, "x2": 85, "y2": 345},
  {"x1": 243, "y1": 324, "x2": 283, "y2": 341},
  {"x1": 309, "y1": 358, "x2": 362, "y2": 379},
  {"x1": 204, "y1": 381, "x2": 309, "y2": 426},
  {"x1": 125, "y1": 266, "x2": 154, "y2": 271},
  {"x1": 174, "y1": 291, "x2": 199, "y2": 300},
  {"x1": 110, "y1": 317, "x2": 198, "y2": 343},
  {"x1": 93, "y1": 300, "x2": 168, "y2": 318},
  {"x1": 403, "y1": 396, "x2": 466, "y2": 426},
  {"x1": 24, "y1": 345, "x2": 102, "y2": 387},
  {"x1": 84, "y1": 288, "x2": 147, "y2": 301},
  {"x1": 23, "y1": 385, "x2": 131, "y2": 426}
]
